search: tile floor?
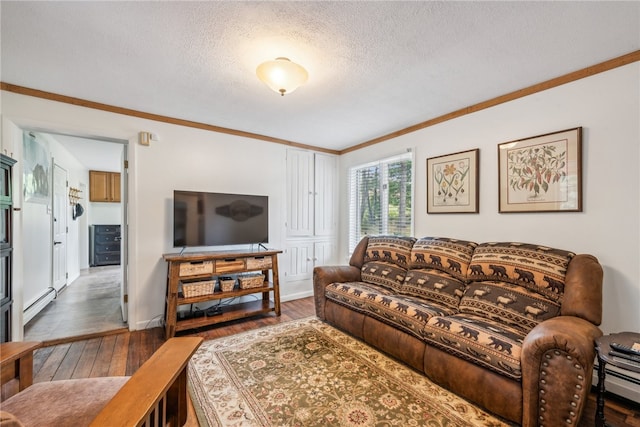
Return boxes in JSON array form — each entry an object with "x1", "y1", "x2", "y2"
[{"x1": 24, "y1": 266, "x2": 127, "y2": 342}]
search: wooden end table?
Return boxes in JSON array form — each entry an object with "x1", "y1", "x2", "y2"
[{"x1": 594, "y1": 331, "x2": 640, "y2": 427}]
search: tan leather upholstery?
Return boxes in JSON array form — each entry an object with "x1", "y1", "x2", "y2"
[
  {"x1": 313, "y1": 265, "x2": 361, "y2": 320},
  {"x1": 521, "y1": 316, "x2": 602, "y2": 427},
  {"x1": 561, "y1": 254, "x2": 603, "y2": 325}
]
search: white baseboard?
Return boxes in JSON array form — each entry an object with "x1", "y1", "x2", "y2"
[
  {"x1": 135, "y1": 317, "x2": 163, "y2": 331},
  {"x1": 23, "y1": 289, "x2": 56, "y2": 324},
  {"x1": 281, "y1": 290, "x2": 314, "y2": 302}
]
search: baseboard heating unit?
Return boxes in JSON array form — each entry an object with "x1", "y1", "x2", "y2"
[{"x1": 23, "y1": 288, "x2": 56, "y2": 324}]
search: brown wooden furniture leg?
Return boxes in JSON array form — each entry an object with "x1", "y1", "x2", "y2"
[{"x1": 595, "y1": 360, "x2": 607, "y2": 427}]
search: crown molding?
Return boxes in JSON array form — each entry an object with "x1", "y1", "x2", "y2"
[
  {"x1": 0, "y1": 82, "x2": 340, "y2": 155},
  {"x1": 2, "y1": 50, "x2": 638, "y2": 156},
  {"x1": 339, "y1": 50, "x2": 640, "y2": 154}
]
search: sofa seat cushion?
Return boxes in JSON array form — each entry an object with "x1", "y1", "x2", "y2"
[
  {"x1": 459, "y1": 281, "x2": 561, "y2": 334},
  {"x1": 361, "y1": 236, "x2": 416, "y2": 292},
  {"x1": 467, "y1": 242, "x2": 574, "y2": 303},
  {"x1": 401, "y1": 269, "x2": 466, "y2": 311},
  {"x1": 325, "y1": 281, "x2": 455, "y2": 339},
  {"x1": 409, "y1": 237, "x2": 478, "y2": 281},
  {"x1": 1, "y1": 377, "x2": 129, "y2": 427},
  {"x1": 423, "y1": 314, "x2": 526, "y2": 380}
]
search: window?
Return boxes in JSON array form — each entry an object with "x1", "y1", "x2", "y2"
[{"x1": 349, "y1": 152, "x2": 413, "y2": 252}]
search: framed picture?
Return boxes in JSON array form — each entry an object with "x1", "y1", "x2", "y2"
[
  {"x1": 427, "y1": 148, "x2": 479, "y2": 213},
  {"x1": 498, "y1": 127, "x2": 582, "y2": 213},
  {"x1": 23, "y1": 132, "x2": 51, "y2": 204}
]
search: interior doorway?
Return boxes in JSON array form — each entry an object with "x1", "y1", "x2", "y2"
[{"x1": 21, "y1": 130, "x2": 129, "y2": 342}]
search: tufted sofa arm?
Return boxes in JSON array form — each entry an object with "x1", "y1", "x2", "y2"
[
  {"x1": 313, "y1": 265, "x2": 361, "y2": 320},
  {"x1": 521, "y1": 315, "x2": 602, "y2": 427}
]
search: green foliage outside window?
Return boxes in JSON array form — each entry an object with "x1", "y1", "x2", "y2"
[{"x1": 355, "y1": 159, "x2": 412, "y2": 240}]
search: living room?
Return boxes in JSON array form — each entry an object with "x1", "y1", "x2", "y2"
[{"x1": 1, "y1": 2, "x2": 639, "y2": 425}]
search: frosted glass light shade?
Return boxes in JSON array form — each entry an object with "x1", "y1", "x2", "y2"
[{"x1": 256, "y1": 57, "x2": 308, "y2": 96}]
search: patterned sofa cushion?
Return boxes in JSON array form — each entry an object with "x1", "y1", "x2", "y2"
[
  {"x1": 409, "y1": 237, "x2": 478, "y2": 281},
  {"x1": 422, "y1": 314, "x2": 527, "y2": 380},
  {"x1": 325, "y1": 281, "x2": 456, "y2": 339},
  {"x1": 467, "y1": 242, "x2": 574, "y2": 303},
  {"x1": 401, "y1": 269, "x2": 466, "y2": 311},
  {"x1": 361, "y1": 236, "x2": 416, "y2": 292},
  {"x1": 459, "y1": 281, "x2": 561, "y2": 334}
]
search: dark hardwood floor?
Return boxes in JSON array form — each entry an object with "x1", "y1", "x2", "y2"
[{"x1": 27, "y1": 296, "x2": 640, "y2": 426}]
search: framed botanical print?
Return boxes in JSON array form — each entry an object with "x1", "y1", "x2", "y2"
[
  {"x1": 498, "y1": 127, "x2": 582, "y2": 213},
  {"x1": 427, "y1": 148, "x2": 479, "y2": 213}
]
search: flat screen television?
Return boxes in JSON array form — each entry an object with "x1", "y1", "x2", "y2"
[{"x1": 173, "y1": 190, "x2": 268, "y2": 247}]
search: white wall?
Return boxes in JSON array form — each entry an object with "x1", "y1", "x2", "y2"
[
  {"x1": 0, "y1": 91, "x2": 287, "y2": 332},
  {"x1": 339, "y1": 62, "x2": 640, "y2": 335},
  {"x1": 89, "y1": 203, "x2": 121, "y2": 226},
  {"x1": 22, "y1": 200, "x2": 51, "y2": 307}
]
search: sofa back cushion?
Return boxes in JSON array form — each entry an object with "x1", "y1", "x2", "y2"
[
  {"x1": 461, "y1": 242, "x2": 574, "y2": 333},
  {"x1": 361, "y1": 235, "x2": 416, "y2": 292},
  {"x1": 467, "y1": 242, "x2": 574, "y2": 302},
  {"x1": 459, "y1": 281, "x2": 562, "y2": 333},
  {"x1": 409, "y1": 237, "x2": 478, "y2": 281}
]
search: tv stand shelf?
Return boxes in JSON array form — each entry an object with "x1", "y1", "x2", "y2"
[{"x1": 162, "y1": 249, "x2": 282, "y2": 339}]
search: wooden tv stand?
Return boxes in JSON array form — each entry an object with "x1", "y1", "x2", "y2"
[{"x1": 162, "y1": 249, "x2": 282, "y2": 339}]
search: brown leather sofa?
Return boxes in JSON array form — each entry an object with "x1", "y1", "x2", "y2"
[{"x1": 313, "y1": 236, "x2": 603, "y2": 426}]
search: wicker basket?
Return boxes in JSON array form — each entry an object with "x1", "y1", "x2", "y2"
[
  {"x1": 219, "y1": 276, "x2": 236, "y2": 292},
  {"x1": 246, "y1": 256, "x2": 272, "y2": 270},
  {"x1": 178, "y1": 261, "x2": 213, "y2": 277},
  {"x1": 239, "y1": 274, "x2": 265, "y2": 290},
  {"x1": 181, "y1": 280, "x2": 215, "y2": 298}
]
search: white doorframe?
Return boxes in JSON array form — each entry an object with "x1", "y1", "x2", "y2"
[{"x1": 120, "y1": 146, "x2": 129, "y2": 322}]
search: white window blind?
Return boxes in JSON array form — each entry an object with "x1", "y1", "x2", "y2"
[{"x1": 348, "y1": 152, "x2": 413, "y2": 253}]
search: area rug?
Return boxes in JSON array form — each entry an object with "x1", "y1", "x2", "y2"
[{"x1": 188, "y1": 317, "x2": 514, "y2": 427}]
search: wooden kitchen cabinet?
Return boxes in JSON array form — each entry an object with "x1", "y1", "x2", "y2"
[{"x1": 89, "y1": 170, "x2": 121, "y2": 202}]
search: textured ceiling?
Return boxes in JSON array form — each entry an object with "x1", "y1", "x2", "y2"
[{"x1": 1, "y1": 1, "x2": 639, "y2": 152}]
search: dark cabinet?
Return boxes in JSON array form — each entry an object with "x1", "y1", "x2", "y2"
[
  {"x1": 90, "y1": 225, "x2": 121, "y2": 266},
  {"x1": 1, "y1": 154, "x2": 16, "y2": 343}
]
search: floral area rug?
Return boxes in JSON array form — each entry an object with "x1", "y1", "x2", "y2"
[{"x1": 188, "y1": 317, "x2": 514, "y2": 427}]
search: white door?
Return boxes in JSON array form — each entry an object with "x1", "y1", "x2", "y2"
[
  {"x1": 286, "y1": 149, "x2": 314, "y2": 237},
  {"x1": 315, "y1": 240, "x2": 337, "y2": 266},
  {"x1": 314, "y1": 153, "x2": 337, "y2": 237},
  {"x1": 120, "y1": 148, "x2": 128, "y2": 322},
  {"x1": 52, "y1": 163, "x2": 68, "y2": 292},
  {"x1": 283, "y1": 241, "x2": 315, "y2": 282}
]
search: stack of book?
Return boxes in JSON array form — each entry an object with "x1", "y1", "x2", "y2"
[{"x1": 609, "y1": 342, "x2": 640, "y2": 370}]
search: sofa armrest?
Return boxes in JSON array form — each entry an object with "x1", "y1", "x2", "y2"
[
  {"x1": 1, "y1": 341, "x2": 42, "y2": 400},
  {"x1": 521, "y1": 316, "x2": 602, "y2": 427},
  {"x1": 562, "y1": 254, "x2": 603, "y2": 325},
  {"x1": 90, "y1": 336, "x2": 203, "y2": 427},
  {"x1": 313, "y1": 265, "x2": 361, "y2": 320}
]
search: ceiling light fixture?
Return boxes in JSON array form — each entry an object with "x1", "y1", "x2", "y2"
[{"x1": 256, "y1": 57, "x2": 308, "y2": 96}]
